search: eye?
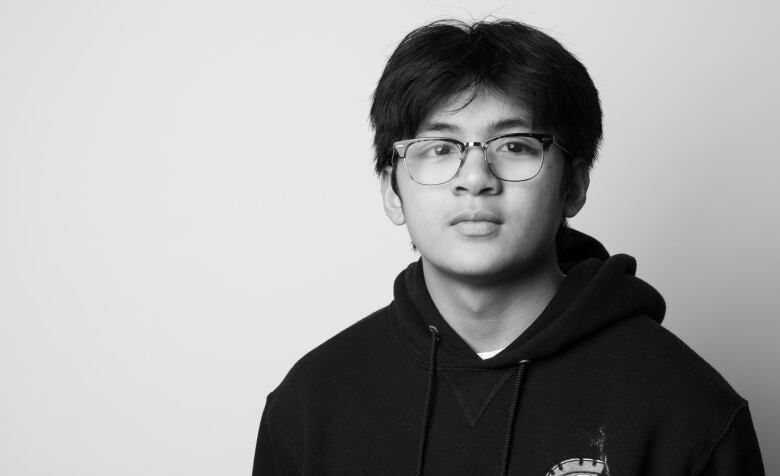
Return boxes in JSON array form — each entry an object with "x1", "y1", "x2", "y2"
[
  {"x1": 500, "y1": 140, "x2": 533, "y2": 154},
  {"x1": 491, "y1": 136, "x2": 543, "y2": 157},
  {"x1": 408, "y1": 140, "x2": 460, "y2": 159},
  {"x1": 433, "y1": 143, "x2": 454, "y2": 155}
]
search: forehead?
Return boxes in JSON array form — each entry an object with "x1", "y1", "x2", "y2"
[{"x1": 416, "y1": 88, "x2": 536, "y2": 136}]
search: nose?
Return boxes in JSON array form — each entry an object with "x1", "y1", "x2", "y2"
[{"x1": 450, "y1": 144, "x2": 502, "y2": 195}]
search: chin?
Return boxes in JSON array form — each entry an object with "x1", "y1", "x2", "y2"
[{"x1": 423, "y1": 248, "x2": 520, "y2": 282}]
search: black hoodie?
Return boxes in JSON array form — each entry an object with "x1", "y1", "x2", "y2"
[{"x1": 253, "y1": 228, "x2": 764, "y2": 475}]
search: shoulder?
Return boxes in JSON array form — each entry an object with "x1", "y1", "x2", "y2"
[
  {"x1": 258, "y1": 305, "x2": 403, "y2": 466},
  {"x1": 268, "y1": 305, "x2": 394, "y2": 400},
  {"x1": 585, "y1": 317, "x2": 762, "y2": 473},
  {"x1": 297, "y1": 304, "x2": 394, "y2": 371},
  {"x1": 592, "y1": 315, "x2": 745, "y2": 414}
]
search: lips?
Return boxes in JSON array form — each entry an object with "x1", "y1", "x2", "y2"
[{"x1": 449, "y1": 209, "x2": 504, "y2": 226}]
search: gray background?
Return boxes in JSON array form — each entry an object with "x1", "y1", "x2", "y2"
[{"x1": 1, "y1": 0, "x2": 777, "y2": 474}]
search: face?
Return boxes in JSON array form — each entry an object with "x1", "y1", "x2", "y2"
[{"x1": 381, "y1": 89, "x2": 589, "y2": 283}]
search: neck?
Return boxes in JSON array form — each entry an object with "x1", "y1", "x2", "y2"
[{"x1": 422, "y1": 253, "x2": 564, "y2": 354}]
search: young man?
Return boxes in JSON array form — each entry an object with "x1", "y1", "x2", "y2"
[{"x1": 253, "y1": 19, "x2": 765, "y2": 475}]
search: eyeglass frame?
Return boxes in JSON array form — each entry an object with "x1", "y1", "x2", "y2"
[{"x1": 392, "y1": 132, "x2": 572, "y2": 185}]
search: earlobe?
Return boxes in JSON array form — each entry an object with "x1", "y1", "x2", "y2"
[
  {"x1": 380, "y1": 167, "x2": 406, "y2": 225},
  {"x1": 563, "y1": 159, "x2": 590, "y2": 218}
]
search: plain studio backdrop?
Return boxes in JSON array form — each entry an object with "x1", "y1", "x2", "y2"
[{"x1": 1, "y1": 0, "x2": 778, "y2": 474}]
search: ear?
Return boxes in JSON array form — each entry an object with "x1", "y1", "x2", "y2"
[
  {"x1": 380, "y1": 167, "x2": 405, "y2": 225},
  {"x1": 563, "y1": 158, "x2": 590, "y2": 218}
]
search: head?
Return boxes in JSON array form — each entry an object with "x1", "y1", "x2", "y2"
[
  {"x1": 370, "y1": 19, "x2": 602, "y2": 280},
  {"x1": 370, "y1": 19, "x2": 602, "y2": 196}
]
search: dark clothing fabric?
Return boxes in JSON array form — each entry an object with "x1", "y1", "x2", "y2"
[{"x1": 253, "y1": 228, "x2": 765, "y2": 475}]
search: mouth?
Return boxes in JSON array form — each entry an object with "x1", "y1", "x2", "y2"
[
  {"x1": 449, "y1": 210, "x2": 503, "y2": 237},
  {"x1": 452, "y1": 220, "x2": 501, "y2": 236},
  {"x1": 449, "y1": 209, "x2": 504, "y2": 226}
]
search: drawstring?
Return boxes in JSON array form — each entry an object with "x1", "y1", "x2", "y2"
[
  {"x1": 415, "y1": 325, "x2": 439, "y2": 476},
  {"x1": 498, "y1": 359, "x2": 530, "y2": 476},
  {"x1": 415, "y1": 327, "x2": 530, "y2": 476}
]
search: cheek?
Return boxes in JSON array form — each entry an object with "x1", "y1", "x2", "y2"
[
  {"x1": 503, "y1": 181, "x2": 565, "y2": 238},
  {"x1": 402, "y1": 193, "x2": 444, "y2": 243},
  {"x1": 528, "y1": 160, "x2": 567, "y2": 215}
]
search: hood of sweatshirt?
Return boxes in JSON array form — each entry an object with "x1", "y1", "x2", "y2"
[{"x1": 391, "y1": 226, "x2": 667, "y2": 370}]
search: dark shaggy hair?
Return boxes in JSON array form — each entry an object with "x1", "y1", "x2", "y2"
[{"x1": 369, "y1": 19, "x2": 603, "y2": 185}]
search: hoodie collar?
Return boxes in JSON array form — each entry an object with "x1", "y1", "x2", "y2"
[{"x1": 390, "y1": 227, "x2": 666, "y2": 370}]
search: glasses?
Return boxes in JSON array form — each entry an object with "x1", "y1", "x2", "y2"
[{"x1": 392, "y1": 133, "x2": 571, "y2": 185}]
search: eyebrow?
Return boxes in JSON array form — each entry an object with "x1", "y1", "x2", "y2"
[
  {"x1": 418, "y1": 122, "x2": 459, "y2": 134},
  {"x1": 418, "y1": 117, "x2": 532, "y2": 136},
  {"x1": 487, "y1": 118, "x2": 532, "y2": 132}
]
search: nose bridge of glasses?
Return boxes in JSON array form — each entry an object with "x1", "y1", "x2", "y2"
[
  {"x1": 455, "y1": 140, "x2": 499, "y2": 185},
  {"x1": 461, "y1": 141, "x2": 489, "y2": 161},
  {"x1": 460, "y1": 141, "x2": 494, "y2": 171}
]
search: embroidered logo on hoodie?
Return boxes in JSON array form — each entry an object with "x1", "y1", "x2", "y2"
[{"x1": 546, "y1": 458, "x2": 606, "y2": 476}]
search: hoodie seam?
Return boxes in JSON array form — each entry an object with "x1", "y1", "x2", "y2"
[
  {"x1": 442, "y1": 369, "x2": 515, "y2": 427},
  {"x1": 689, "y1": 399, "x2": 748, "y2": 476}
]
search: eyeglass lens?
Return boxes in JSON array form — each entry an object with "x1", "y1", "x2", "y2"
[{"x1": 403, "y1": 137, "x2": 545, "y2": 185}]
